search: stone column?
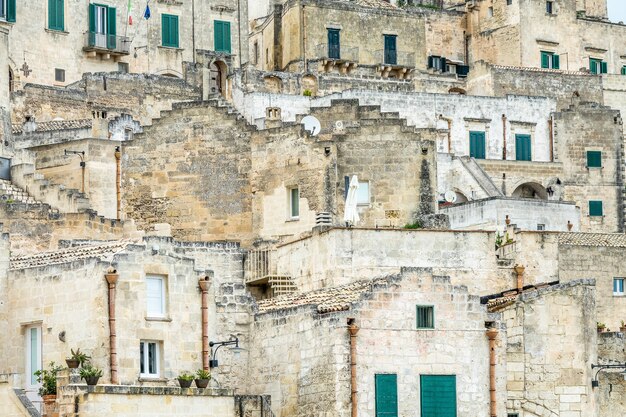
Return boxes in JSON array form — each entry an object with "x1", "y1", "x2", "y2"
[
  {"x1": 105, "y1": 269, "x2": 119, "y2": 384},
  {"x1": 199, "y1": 276, "x2": 210, "y2": 370}
]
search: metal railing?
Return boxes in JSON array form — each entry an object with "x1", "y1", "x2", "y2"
[
  {"x1": 314, "y1": 44, "x2": 359, "y2": 62},
  {"x1": 84, "y1": 31, "x2": 131, "y2": 55},
  {"x1": 245, "y1": 248, "x2": 276, "y2": 283},
  {"x1": 374, "y1": 50, "x2": 416, "y2": 67}
]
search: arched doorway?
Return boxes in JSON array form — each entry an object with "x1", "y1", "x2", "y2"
[
  {"x1": 511, "y1": 182, "x2": 548, "y2": 200},
  {"x1": 209, "y1": 61, "x2": 227, "y2": 97}
]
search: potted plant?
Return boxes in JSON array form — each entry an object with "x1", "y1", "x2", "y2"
[
  {"x1": 79, "y1": 364, "x2": 103, "y2": 386},
  {"x1": 620, "y1": 320, "x2": 626, "y2": 333},
  {"x1": 597, "y1": 322, "x2": 606, "y2": 333},
  {"x1": 195, "y1": 369, "x2": 211, "y2": 389},
  {"x1": 66, "y1": 348, "x2": 91, "y2": 369},
  {"x1": 34, "y1": 362, "x2": 63, "y2": 400},
  {"x1": 178, "y1": 372, "x2": 194, "y2": 389}
]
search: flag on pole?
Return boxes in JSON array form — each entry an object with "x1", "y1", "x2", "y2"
[
  {"x1": 143, "y1": 1, "x2": 151, "y2": 20},
  {"x1": 128, "y1": 0, "x2": 133, "y2": 25}
]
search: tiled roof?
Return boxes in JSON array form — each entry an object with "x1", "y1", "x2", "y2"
[
  {"x1": 12, "y1": 119, "x2": 92, "y2": 134},
  {"x1": 487, "y1": 295, "x2": 518, "y2": 312},
  {"x1": 491, "y1": 65, "x2": 591, "y2": 76},
  {"x1": 257, "y1": 280, "x2": 375, "y2": 314},
  {"x1": 10, "y1": 241, "x2": 130, "y2": 270},
  {"x1": 558, "y1": 233, "x2": 626, "y2": 248}
]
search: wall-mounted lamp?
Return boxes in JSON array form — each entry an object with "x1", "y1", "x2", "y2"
[
  {"x1": 591, "y1": 363, "x2": 626, "y2": 388},
  {"x1": 209, "y1": 335, "x2": 243, "y2": 368}
]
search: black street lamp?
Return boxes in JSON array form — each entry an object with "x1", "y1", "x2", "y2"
[
  {"x1": 209, "y1": 335, "x2": 243, "y2": 368},
  {"x1": 591, "y1": 363, "x2": 626, "y2": 387}
]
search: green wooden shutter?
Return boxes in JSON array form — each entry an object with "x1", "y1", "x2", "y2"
[
  {"x1": 469, "y1": 131, "x2": 486, "y2": 159},
  {"x1": 622, "y1": 66, "x2": 626, "y2": 75},
  {"x1": 89, "y1": 3, "x2": 96, "y2": 32},
  {"x1": 375, "y1": 374, "x2": 398, "y2": 417},
  {"x1": 515, "y1": 135, "x2": 531, "y2": 161},
  {"x1": 7, "y1": 0, "x2": 16, "y2": 22},
  {"x1": 541, "y1": 52, "x2": 549, "y2": 69},
  {"x1": 600, "y1": 61, "x2": 608, "y2": 74},
  {"x1": 107, "y1": 6, "x2": 116, "y2": 49},
  {"x1": 589, "y1": 201, "x2": 603, "y2": 217},
  {"x1": 48, "y1": 0, "x2": 56, "y2": 29},
  {"x1": 552, "y1": 54, "x2": 560, "y2": 69},
  {"x1": 172, "y1": 16, "x2": 179, "y2": 48},
  {"x1": 420, "y1": 375, "x2": 457, "y2": 417},
  {"x1": 590, "y1": 59, "x2": 598, "y2": 74},
  {"x1": 587, "y1": 151, "x2": 602, "y2": 168},
  {"x1": 162, "y1": 14, "x2": 178, "y2": 47},
  {"x1": 214, "y1": 20, "x2": 231, "y2": 53}
]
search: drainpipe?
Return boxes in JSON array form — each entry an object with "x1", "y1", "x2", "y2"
[
  {"x1": 199, "y1": 276, "x2": 210, "y2": 370},
  {"x1": 114, "y1": 146, "x2": 121, "y2": 221},
  {"x1": 348, "y1": 318, "x2": 359, "y2": 417},
  {"x1": 486, "y1": 327, "x2": 498, "y2": 417},
  {"x1": 105, "y1": 269, "x2": 119, "y2": 384},
  {"x1": 502, "y1": 114, "x2": 507, "y2": 160},
  {"x1": 439, "y1": 115, "x2": 452, "y2": 153},
  {"x1": 514, "y1": 264, "x2": 525, "y2": 293},
  {"x1": 548, "y1": 116, "x2": 554, "y2": 162}
]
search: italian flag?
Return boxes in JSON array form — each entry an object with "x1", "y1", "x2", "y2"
[{"x1": 128, "y1": 0, "x2": 133, "y2": 25}]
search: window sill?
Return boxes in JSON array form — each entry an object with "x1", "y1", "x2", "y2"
[
  {"x1": 286, "y1": 217, "x2": 300, "y2": 223},
  {"x1": 158, "y1": 45, "x2": 184, "y2": 51},
  {"x1": 613, "y1": 294, "x2": 624, "y2": 297},
  {"x1": 138, "y1": 377, "x2": 166, "y2": 383},
  {"x1": 45, "y1": 28, "x2": 69, "y2": 35},
  {"x1": 416, "y1": 328, "x2": 435, "y2": 331},
  {"x1": 145, "y1": 316, "x2": 172, "y2": 322}
]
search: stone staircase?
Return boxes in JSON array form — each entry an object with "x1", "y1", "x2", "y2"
[
  {"x1": 458, "y1": 156, "x2": 504, "y2": 197},
  {"x1": 0, "y1": 179, "x2": 45, "y2": 206}
]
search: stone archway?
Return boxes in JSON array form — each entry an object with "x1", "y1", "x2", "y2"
[
  {"x1": 209, "y1": 60, "x2": 228, "y2": 97},
  {"x1": 512, "y1": 182, "x2": 549, "y2": 200}
]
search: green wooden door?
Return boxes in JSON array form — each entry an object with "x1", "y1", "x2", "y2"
[
  {"x1": 420, "y1": 375, "x2": 457, "y2": 417},
  {"x1": 375, "y1": 374, "x2": 398, "y2": 417},
  {"x1": 384, "y1": 35, "x2": 397, "y2": 65},
  {"x1": 328, "y1": 29, "x2": 340, "y2": 59},
  {"x1": 469, "y1": 131, "x2": 486, "y2": 159},
  {"x1": 515, "y1": 134, "x2": 532, "y2": 161}
]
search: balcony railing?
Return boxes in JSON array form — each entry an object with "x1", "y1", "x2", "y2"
[
  {"x1": 374, "y1": 50, "x2": 415, "y2": 67},
  {"x1": 314, "y1": 44, "x2": 359, "y2": 62},
  {"x1": 245, "y1": 248, "x2": 277, "y2": 284},
  {"x1": 84, "y1": 31, "x2": 131, "y2": 55}
]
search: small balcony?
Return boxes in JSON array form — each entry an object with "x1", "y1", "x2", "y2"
[
  {"x1": 374, "y1": 50, "x2": 415, "y2": 79},
  {"x1": 83, "y1": 31, "x2": 131, "y2": 58},
  {"x1": 314, "y1": 43, "x2": 359, "y2": 74}
]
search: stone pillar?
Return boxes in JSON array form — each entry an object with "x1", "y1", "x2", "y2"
[
  {"x1": 0, "y1": 22, "x2": 11, "y2": 156},
  {"x1": 105, "y1": 269, "x2": 119, "y2": 384},
  {"x1": 199, "y1": 276, "x2": 211, "y2": 370}
]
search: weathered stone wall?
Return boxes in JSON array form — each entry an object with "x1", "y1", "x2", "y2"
[
  {"x1": 248, "y1": 269, "x2": 497, "y2": 417},
  {"x1": 597, "y1": 332, "x2": 626, "y2": 417},
  {"x1": 121, "y1": 101, "x2": 254, "y2": 243},
  {"x1": 498, "y1": 280, "x2": 597, "y2": 417},
  {"x1": 0, "y1": 23, "x2": 11, "y2": 158}
]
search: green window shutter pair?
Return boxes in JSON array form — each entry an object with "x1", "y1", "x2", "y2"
[
  {"x1": 87, "y1": 4, "x2": 116, "y2": 48},
  {"x1": 162, "y1": 14, "x2": 180, "y2": 48},
  {"x1": 541, "y1": 52, "x2": 559, "y2": 69},
  {"x1": 214, "y1": 20, "x2": 231, "y2": 53},
  {"x1": 589, "y1": 201, "x2": 603, "y2": 217},
  {"x1": 515, "y1": 134, "x2": 532, "y2": 161},
  {"x1": 469, "y1": 131, "x2": 486, "y2": 159},
  {"x1": 375, "y1": 374, "x2": 398, "y2": 417},
  {"x1": 587, "y1": 151, "x2": 602, "y2": 168},
  {"x1": 48, "y1": 0, "x2": 64, "y2": 31},
  {"x1": 6, "y1": 0, "x2": 16, "y2": 22},
  {"x1": 421, "y1": 375, "x2": 457, "y2": 417}
]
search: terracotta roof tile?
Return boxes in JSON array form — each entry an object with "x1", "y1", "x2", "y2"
[
  {"x1": 12, "y1": 119, "x2": 92, "y2": 135},
  {"x1": 257, "y1": 280, "x2": 375, "y2": 314},
  {"x1": 491, "y1": 64, "x2": 591, "y2": 76},
  {"x1": 558, "y1": 232, "x2": 626, "y2": 248},
  {"x1": 10, "y1": 241, "x2": 130, "y2": 270}
]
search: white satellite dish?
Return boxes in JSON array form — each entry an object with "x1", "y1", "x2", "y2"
[
  {"x1": 301, "y1": 115, "x2": 321, "y2": 136},
  {"x1": 444, "y1": 190, "x2": 457, "y2": 203}
]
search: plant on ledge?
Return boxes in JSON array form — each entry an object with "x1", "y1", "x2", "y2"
[
  {"x1": 79, "y1": 364, "x2": 103, "y2": 386},
  {"x1": 195, "y1": 369, "x2": 211, "y2": 389},
  {"x1": 178, "y1": 371, "x2": 195, "y2": 389},
  {"x1": 35, "y1": 362, "x2": 63, "y2": 397},
  {"x1": 66, "y1": 348, "x2": 91, "y2": 369}
]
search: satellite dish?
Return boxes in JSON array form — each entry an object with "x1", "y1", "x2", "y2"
[
  {"x1": 301, "y1": 115, "x2": 321, "y2": 136},
  {"x1": 444, "y1": 191, "x2": 457, "y2": 203}
]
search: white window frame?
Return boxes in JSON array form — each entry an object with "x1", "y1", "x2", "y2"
[
  {"x1": 289, "y1": 186, "x2": 300, "y2": 219},
  {"x1": 0, "y1": 0, "x2": 6, "y2": 20},
  {"x1": 25, "y1": 325, "x2": 42, "y2": 389},
  {"x1": 146, "y1": 275, "x2": 166, "y2": 318},
  {"x1": 614, "y1": 278, "x2": 625, "y2": 296},
  {"x1": 139, "y1": 340, "x2": 161, "y2": 378},
  {"x1": 357, "y1": 181, "x2": 370, "y2": 206}
]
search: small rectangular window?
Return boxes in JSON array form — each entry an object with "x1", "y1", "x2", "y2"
[
  {"x1": 289, "y1": 187, "x2": 300, "y2": 219},
  {"x1": 139, "y1": 340, "x2": 161, "y2": 377},
  {"x1": 546, "y1": 1, "x2": 553, "y2": 14},
  {"x1": 590, "y1": 58, "x2": 607, "y2": 75},
  {"x1": 357, "y1": 181, "x2": 370, "y2": 205},
  {"x1": 488, "y1": 7, "x2": 493, "y2": 17},
  {"x1": 507, "y1": 0, "x2": 512, "y2": 5},
  {"x1": 118, "y1": 62, "x2": 129, "y2": 73},
  {"x1": 537, "y1": 224, "x2": 545, "y2": 231},
  {"x1": 146, "y1": 275, "x2": 166, "y2": 317},
  {"x1": 508, "y1": 414, "x2": 520, "y2": 417},
  {"x1": 541, "y1": 51, "x2": 560, "y2": 69},
  {"x1": 589, "y1": 200, "x2": 603, "y2": 217},
  {"x1": 253, "y1": 41, "x2": 259, "y2": 65},
  {"x1": 54, "y1": 68, "x2": 65, "y2": 82},
  {"x1": 416, "y1": 305, "x2": 434, "y2": 329},
  {"x1": 587, "y1": 151, "x2": 602, "y2": 168},
  {"x1": 614, "y1": 278, "x2": 625, "y2": 296}
]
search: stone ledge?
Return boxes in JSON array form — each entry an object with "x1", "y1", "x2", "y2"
[{"x1": 63, "y1": 383, "x2": 233, "y2": 397}]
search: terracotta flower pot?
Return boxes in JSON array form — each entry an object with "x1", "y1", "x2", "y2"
[
  {"x1": 66, "y1": 359, "x2": 80, "y2": 369},
  {"x1": 178, "y1": 378, "x2": 193, "y2": 389},
  {"x1": 195, "y1": 378, "x2": 210, "y2": 389}
]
